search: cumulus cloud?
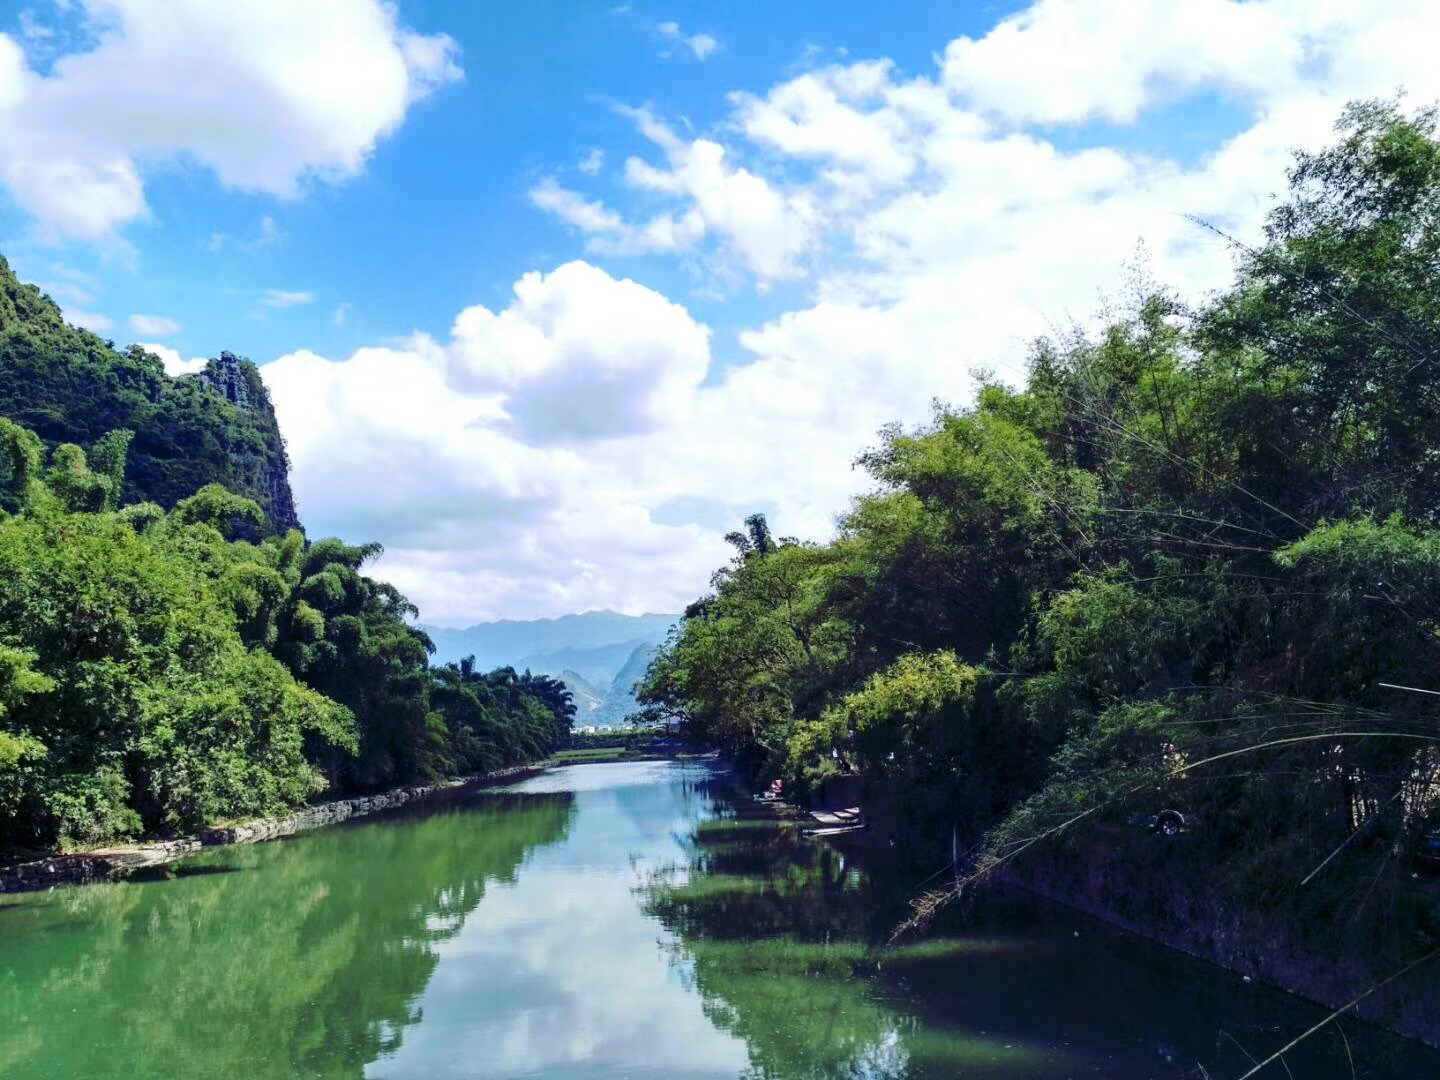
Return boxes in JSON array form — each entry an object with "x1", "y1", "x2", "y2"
[
  {"x1": 275, "y1": 0, "x2": 1440, "y2": 623},
  {"x1": 141, "y1": 342, "x2": 207, "y2": 376},
  {"x1": 941, "y1": 0, "x2": 1295, "y2": 125},
  {"x1": 731, "y1": 60, "x2": 919, "y2": 190},
  {"x1": 0, "y1": 0, "x2": 462, "y2": 241},
  {"x1": 128, "y1": 313, "x2": 180, "y2": 336},
  {"x1": 260, "y1": 262, "x2": 728, "y2": 622},
  {"x1": 443, "y1": 261, "x2": 711, "y2": 442}
]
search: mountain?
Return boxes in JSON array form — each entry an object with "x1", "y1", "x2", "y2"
[
  {"x1": 0, "y1": 257, "x2": 299, "y2": 533},
  {"x1": 518, "y1": 640, "x2": 653, "y2": 685},
  {"x1": 590, "y1": 642, "x2": 662, "y2": 727},
  {"x1": 421, "y1": 610, "x2": 676, "y2": 672},
  {"x1": 421, "y1": 610, "x2": 677, "y2": 727},
  {"x1": 559, "y1": 670, "x2": 607, "y2": 719}
]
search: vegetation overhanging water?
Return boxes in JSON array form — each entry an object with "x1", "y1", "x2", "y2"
[{"x1": 1, "y1": 760, "x2": 1435, "y2": 1079}]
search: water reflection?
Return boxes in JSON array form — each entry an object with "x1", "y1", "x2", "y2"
[
  {"x1": 641, "y1": 805, "x2": 1057, "y2": 1078},
  {"x1": 642, "y1": 771, "x2": 1440, "y2": 1080},
  {"x1": 371, "y1": 761, "x2": 753, "y2": 1078},
  {"x1": 1, "y1": 761, "x2": 1436, "y2": 1079},
  {"x1": 0, "y1": 788, "x2": 574, "y2": 1079}
]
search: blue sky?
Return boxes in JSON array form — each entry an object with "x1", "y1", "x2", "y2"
[
  {"x1": 3, "y1": 2, "x2": 1028, "y2": 367},
  {"x1": 1, "y1": 1, "x2": 1435, "y2": 624}
]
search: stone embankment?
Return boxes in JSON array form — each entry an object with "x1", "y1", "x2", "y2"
[
  {"x1": 1004, "y1": 840, "x2": 1440, "y2": 1050},
  {"x1": 0, "y1": 764, "x2": 539, "y2": 894}
]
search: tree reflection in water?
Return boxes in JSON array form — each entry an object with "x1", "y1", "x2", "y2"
[
  {"x1": 643, "y1": 773, "x2": 1440, "y2": 1080},
  {"x1": 0, "y1": 791, "x2": 574, "y2": 1080}
]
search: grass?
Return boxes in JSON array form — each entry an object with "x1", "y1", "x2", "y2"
[
  {"x1": 547, "y1": 744, "x2": 702, "y2": 765},
  {"x1": 549, "y1": 747, "x2": 633, "y2": 764},
  {"x1": 695, "y1": 816, "x2": 793, "y2": 835}
]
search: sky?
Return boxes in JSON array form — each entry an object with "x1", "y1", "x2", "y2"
[{"x1": 2, "y1": 0, "x2": 1438, "y2": 627}]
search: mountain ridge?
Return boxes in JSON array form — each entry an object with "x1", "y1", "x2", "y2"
[
  {"x1": 0, "y1": 256, "x2": 300, "y2": 534},
  {"x1": 422, "y1": 610, "x2": 677, "y2": 727}
]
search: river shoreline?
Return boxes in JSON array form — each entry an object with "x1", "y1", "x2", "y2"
[
  {"x1": 1000, "y1": 854, "x2": 1440, "y2": 1052},
  {"x1": 0, "y1": 763, "x2": 545, "y2": 894},
  {"x1": 743, "y1": 772, "x2": 1440, "y2": 1053}
]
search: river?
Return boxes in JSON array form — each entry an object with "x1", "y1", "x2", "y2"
[{"x1": 0, "y1": 759, "x2": 1435, "y2": 1078}]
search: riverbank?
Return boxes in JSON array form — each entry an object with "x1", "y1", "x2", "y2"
[
  {"x1": 739, "y1": 773, "x2": 1440, "y2": 1052},
  {"x1": 1000, "y1": 840, "x2": 1440, "y2": 1051},
  {"x1": 546, "y1": 745, "x2": 711, "y2": 765},
  {"x1": 0, "y1": 763, "x2": 544, "y2": 894}
]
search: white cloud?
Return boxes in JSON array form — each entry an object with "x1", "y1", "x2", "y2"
[
  {"x1": 941, "y1": 0, "x2": 1296, "y2": 125},
  {"x1": 0, "y1": 0, "x2": 462, "y2": 241},
  {"x1": 261, "y1": 262, "x2": 725, "y2": 621},
  {"x1": 277, "y1": 0, "x2": 1440, "y2": 623},
  {"x1": 141, "y1": 342, "x2": 208, "y2": 376},
  {"x1": 731, "y1": 60, "x2": 920, "y2": 190},
  {"x1": 578, "y1": 148, "x2": 605, "y2": 176},
  {"x1": 444, "y1": 260, "x2": 711, "y2": 442},
  {"x1": 656, "y1": 20, "x2": 719, "y2": 61},
  {"x1": 128, "y1": 313, "x2": 180, "y2": 336},
  {"x1": 62, "y1": 306, "x2": 112, "y2": 333},
  {"x1": 262, "y1": 288, "x2": 314, "y2": 309},
  {"x1": 531, "y1": 106, "x2": 818, "y2": 283},
  {"x1": 0, "y1": 34, "x2": 27, "y2": 113},
  {"x1": 529, "y1": 176, "x2": 624, "y2": 234}
]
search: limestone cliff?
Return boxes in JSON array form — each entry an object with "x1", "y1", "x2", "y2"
[
  {"x1": 191, "y1": 351, "x2": 301, "y2": 533},
  {"x1": 0, "y1": 255, "x2": 301, "y2": 533}
]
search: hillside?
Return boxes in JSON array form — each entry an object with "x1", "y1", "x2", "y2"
[
  {"x1": 0, "y1": 265, "x2": 578, "y2": 852},
  {"x1": 422, "y1": 611, "x2": 676, "y2": 727},
  {"x1": 422, "y1": 610, "x2": 676, "y2": 671},
  {"x1": 558, "y1": 669, "x2": 607, "y2": 719},
  {"x1": 0, "y1": 257, "x2": 299, "y2": 533},
  {"x1": 589, "y1": 642, "x2": 661, "y2": 727}
]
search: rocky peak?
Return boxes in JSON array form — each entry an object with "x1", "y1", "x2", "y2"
[
  {"x1": 195, "y1": 350, "x2": 256, "y2": 408},
  {"x1": 193, "y1": 350, "x2": 302, "y2": 535}
]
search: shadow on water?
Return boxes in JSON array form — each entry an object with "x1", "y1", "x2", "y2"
[
  {"x1": 125, "y1": 863, "x2": 246, "y2": 882},
  {"x1": 0, "y1": 788, "x2": 576, "y2": 1080},
  {"x1": 1, "y1": 763, "x2": 1435, "y2": 1079},
  {"x1": 639, "y1": 769, "x2": 1440, "y2": 1080}
]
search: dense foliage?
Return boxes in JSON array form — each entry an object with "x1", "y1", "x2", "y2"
[
  {"x1": 0, "y1": 333, "x2": 573, "y2": 854},
  {"x1": 0, "y1": 259, "x2": 298, "y2": 533},
  {"x1": 641, "y1": 102, "x2": 1440, "y2": 955}
]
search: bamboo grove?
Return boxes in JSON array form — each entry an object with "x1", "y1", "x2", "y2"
[
  {"x1": 0, "y1": 329, "x2": 574, "y2": 855},
  {"x1": 639, "y1": 101, "x2": 1440, "y2": 956}
]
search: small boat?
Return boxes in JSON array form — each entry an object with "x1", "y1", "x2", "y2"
[{"x1": 803, "y1": 822, "x2": 867, "y2": 838}]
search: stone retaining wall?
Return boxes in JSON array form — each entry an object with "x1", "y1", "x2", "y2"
[
  {"x1": 0, "y1": 764, "x2": 539, "y2": 894},
  {"x1": 1003, "y1": 838, "x2": 1440, "y2": 1049}
]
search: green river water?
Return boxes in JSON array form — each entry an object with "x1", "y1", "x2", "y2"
[{"x1": 0, "y1": 759, "x2": 1436, "y2": 1078}]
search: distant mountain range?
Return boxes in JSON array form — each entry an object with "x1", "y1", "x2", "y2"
[{"x1": 420, "y1": 611, "x2": 677, "y2": 727}]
